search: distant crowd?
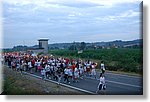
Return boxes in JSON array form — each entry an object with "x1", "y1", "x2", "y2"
[{"x1": 1, "y1": 52, "x2": 106, "y2": 93}]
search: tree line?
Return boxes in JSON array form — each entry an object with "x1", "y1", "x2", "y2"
[{"x1": 49, "y1": 48, "x2": 142, "y2": 74}]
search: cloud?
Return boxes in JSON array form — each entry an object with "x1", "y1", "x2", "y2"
[
  {"x1": 87, "y1": 0, "x2": 141, "y2": 8},
  {"x1": 2, "y1": 0, "x2": 104, "y2": 8},
  {"x1": 2, "y1": 0, "x2": 142, "y2": 9},
  {"x1": 119, "y1": 10, "x2": 140, "y2": 18},
  {"x1": 2, "y1": 0, "x2": 142, "y2": 48},
  {"x1": 95, "y1": 9, "x2": 140, "y2": 23}
]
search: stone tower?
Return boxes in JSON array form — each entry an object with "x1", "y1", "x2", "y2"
[{"x1": 38, "y1": 39, "x2": 49, "y2": 53}]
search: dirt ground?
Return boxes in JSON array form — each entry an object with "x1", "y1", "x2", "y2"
[{"x1": 2, "y1": 66, "x2": 86, "y2": 95}]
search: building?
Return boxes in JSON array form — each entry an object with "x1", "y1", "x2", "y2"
[{"x1": 38, "y1": 39, "x2": 49, "y2": 53}]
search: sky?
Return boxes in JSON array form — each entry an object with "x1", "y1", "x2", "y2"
[{"x1": 1, "y1": 0, "x2": 142, "y2": 48}]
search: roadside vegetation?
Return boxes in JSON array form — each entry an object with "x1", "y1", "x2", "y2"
[
  {"x1": 2, "y1": 66, "x2": 85, "y2": 95},
  {"x1": 49, "y1": 48, "x2": 143, "y2": 74}
]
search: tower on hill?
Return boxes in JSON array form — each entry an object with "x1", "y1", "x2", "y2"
[{"x1": 38, "y1": 39, "x2": 49, "y2": 53}]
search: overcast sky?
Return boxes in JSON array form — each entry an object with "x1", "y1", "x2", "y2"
[{"x1": 2, "y1": 0, "x2": 142, "y2": 48}]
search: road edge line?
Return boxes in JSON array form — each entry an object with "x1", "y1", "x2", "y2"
[{"x1": 23, "y1": 72, "x2": 96, "y2": 95}]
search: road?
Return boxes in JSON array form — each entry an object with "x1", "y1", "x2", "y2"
[{"x1": 22, "y1": 69, "x2": 142, "y2": 95}]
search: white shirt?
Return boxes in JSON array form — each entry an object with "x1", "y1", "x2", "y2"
[
  {"x1": 79, "y1": 67, "x2": 83, "y2": 74},
  {"x1": 37, "y1": 62, "x2": 41, "y2": 66},
  {"x1": 41, "y1": 69, "x2": 45, "y2": 75},
  {"x1": 28, "y1": 62, "x2": 32, "y2": 68},
  {"x1": 64, "y1": 68, "x2": 69, "y2": 75},
  {"x1": 91, "y1": 65, "x2": 95, "y2": 69},
  {"x1": 84, "y1": 66, "x2": 87, "y2": 71},
  {"x1": 86, "y1": 63, "x2": 90, "y2": 68},
  {"x1": 101, "y1": 63, "x2": 105, "y2": 70},
  {"x1": 74, "y1": 68, "x2": 79, "y2": 75},
  {"x1": 99, "y1": 76, "x2": 105, "y2": 84},
  {"x1": 52, "y1": 63, "x2": 55, "y2": 66},
  {"x1": 45, "y1": 65, "x2": 50, "y2": 72},
  {"x1": 35, "y1": 61, "x2": 38, "y2": 66},
  {"x1": 79, "y1": 64, "x2": 82, "y2": 68},
  {"x1": 16, "y1": 63, "x2": 20, "y2": 69},
  {"x1": 68, "y1": 69, "x2": 73, "y2": 76}
]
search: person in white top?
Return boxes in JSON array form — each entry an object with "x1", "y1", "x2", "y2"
[
  {"x1": 57, "y1": 68, "x2": 63, "y2": 84},
  {"x1": 79, "y1": 65, "x2": 84, "y2": 79},
  {"x1": 16, "y1": 62, "x2": 20, "y2": 71},
  {"x1": 41, "y1": 68, "x2": 46, "y2": 80},
  {"x1": 45, "y1": 64, "x2": 51, "y2": 79},
  {"x1": 74, "y1": 67, "x2": 79, "y2": 82},
  {"x1": 37, "y1": 60, "x2": 41, "y2": 72},
  {"x1": 91, "y1": 63, "x2": 97, "y2": 79},
  {"x1": 64, "y1": 67, "x2": 70, "y2": 84},
  {"x1": 96, "y1": 73, "x2": 106, "y2": 94},
  {"x1": 28, "y1": 61, "x2": 33, "y2": 73},
  {"x1": 0, "y1": 55, "x2": 4, "y2": 65},
  {"x1": 68, "y1": 67, "x2": 73, "y2": 81},
  {"x1": 86, "y1": 62, "x2": 91, "y2": 76},
  {"x1": 34, "y1": 60, "x2": 38, "y2": 72},
  {"x1": 100, "y1": 61, "x2": 105, "y2": 74},
  {"x1": 83, "y1": 63, "x2": 87, "y2": 77}
]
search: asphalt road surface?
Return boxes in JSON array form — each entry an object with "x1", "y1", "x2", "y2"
[{"x1": 22, "y1": 69, "x2": 143, "y2": 95}]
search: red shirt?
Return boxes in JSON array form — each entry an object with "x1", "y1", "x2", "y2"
[
  {"x1": 72, "y1": 64, "x2": 76, "y2": 72},
  {"x1": 66, "y1": 58, "x2": 69, "y2": 64}
]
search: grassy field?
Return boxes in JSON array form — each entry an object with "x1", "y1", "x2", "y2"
[
  {"x1": 48, "y1": 48, "x2": 143, "y2": 74},
  {"x1": 2, "y1": 66, "x2": 86, "y2": 95}
]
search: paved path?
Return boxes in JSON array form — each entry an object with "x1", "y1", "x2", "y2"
[
  {"x1": 23, "y1": 69, "x2": 143, "y2": 95},
  {"x1": 4, "y1": 65, "x2": 142, "y2": 95}
]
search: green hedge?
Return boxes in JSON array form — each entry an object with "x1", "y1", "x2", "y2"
[{"x1": 49, "y1": 48, "x2": 143, "y2": 74}]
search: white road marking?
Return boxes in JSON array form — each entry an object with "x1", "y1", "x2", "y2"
[
  {"x1": 105, "y1": 72, "x2": 141, "y2": 79},
  {"x1": 106, "y1": 80, "x2": 142, "y2": 88},
  {"x1": 4, "y1": 65, "x2": 141, "y2": 93},
  {"x1": 4, "y1": 65, "x2": 95, "y2": 94},
  {"x1": 86, "y1": 76, "x2": 142, "y2": 88},
  {"x1": 24, "y1": 72, "x2": 96, "y2": 95}
]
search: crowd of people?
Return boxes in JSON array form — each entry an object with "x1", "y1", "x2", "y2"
[{"x1": 1, "y1": 52, "x2": 107, "y2": 94}]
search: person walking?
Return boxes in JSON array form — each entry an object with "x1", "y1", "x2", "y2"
[
  {"x1": 28, "y1": 61, "x2": 33, "y2": 73},
  {"x1": 91, "y1": 63, "x2": 97, "y2": 79},
  {"x1": 96, "y1": 73, "x2": 106, "y2": 94},
  {"x1": 16, "y1": 62, "x2": 20, "y2": 72},
  {"x1": 100, "y1": 61, "x2": 105, "y2": 74},
  {"x1": 20, "y1": 62, "x2": 24, "y2": 75},
  {"x1": 64, "y1": 67, "x2": 70, "y2": 84},
  {"x1": 57, "y1": 68, "x2": 63, "y2": 84},
  {"x1": 45, "y1": 64, "x2": 51, "y2": 79},
  {"x1": 74, "y1": 67, "x2": 79, "y2": 82},
  {"x1": 41, "y1": 68, "x2": 46, "y2": 80}
]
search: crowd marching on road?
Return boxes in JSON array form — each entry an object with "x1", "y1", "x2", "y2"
[{"x1": 1, "y1": 52, "x2": 107, "y2": 94}]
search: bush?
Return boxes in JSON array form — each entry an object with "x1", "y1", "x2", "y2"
[{"x1": 49, "y1": 48, "x2": 142, "y2": 73}]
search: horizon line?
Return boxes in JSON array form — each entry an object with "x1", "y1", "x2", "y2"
[{"x1": 2, "y1": 38, "x2": 142, "y2": 49}]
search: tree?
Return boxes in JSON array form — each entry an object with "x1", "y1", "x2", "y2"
[
  {"x1": 80, "y1": 42, "x2": 86, "y2": 50},
  {"x1": 68, "y1": 45, "x2": 74, "y2": 50}
]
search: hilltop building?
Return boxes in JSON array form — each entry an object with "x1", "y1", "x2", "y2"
[
  {"x1": 38, "y1": 39, "x2": 49, "y2": 53},
  {"x1": 26, "y1": 38, "x2": 49, "y2": 54}
]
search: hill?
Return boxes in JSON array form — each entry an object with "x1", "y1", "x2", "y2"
[
  {"x1": 47, "y1": 39, "x2": 143, "y2": 49},
  {"x1": 3, "y1": 39, "x2": 143, "y2": 51}
]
